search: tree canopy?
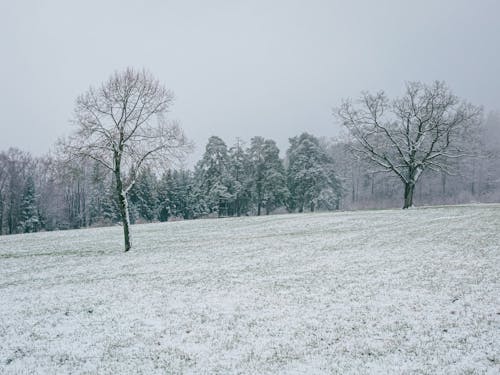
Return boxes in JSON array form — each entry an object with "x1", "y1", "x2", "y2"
[{"x1": 337, "y1": 81, "x2": 482, "y2": 208}]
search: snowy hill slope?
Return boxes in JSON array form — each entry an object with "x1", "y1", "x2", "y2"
[{"x1": 1, "y1": 204, "x2": 499, "y2": 374}]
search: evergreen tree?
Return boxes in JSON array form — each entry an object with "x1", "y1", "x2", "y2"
[
  {"x1": 174, "y1": 170, "x2": 200, "y2": 219},
  {"x1": 195, "y1": 136, "x2": 234, "y2": 217},
  {"x1": 157, "y1": 169, "x2": 202, "y2": 220},
  {"x1": 169, "y1": 170, "x2": 185, "y2": 218},
  {"x1": 101, "y1": 181, "x2": 120, "y2": 224},
  {"x1": 157, "y1": 170, "x2": 174, "y2": 222},
  {"x1": 248, "y1": 137, "x2": 266, "y2": 215},
  {"x1": 88, "y1": 162, "x2": 108, "y2": 226},
  {"x1": 228, "y1": 138, "x2": 252, "y2": 216},
  {"x1": 248, "y1": 137, "x2": 288, "y2": 215},
  {"x1": 261, "y1": 139, "x2": 289, "y2": 214},
  {"x1": 287, "y1": 133, "x2": 341, "y2": 212},
  {"x1": 129, "y1": 167, "x2": 157, "y2": 222},
  {"x1": 18, "y1": 175, "x2": 39, "y2": 233}
]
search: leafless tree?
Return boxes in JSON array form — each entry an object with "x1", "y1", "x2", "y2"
[
  {"x1": 0, "y1": 149, "x2": 34, "y2": 234},
  {"x1": 62, "y1": 68, "x2": 190, "y2": 251},
  {"x1": 337, "y1": 81, "x2": 482, "y2": 208},
  {"x1": 0, "y1": 152, "x2": 8, "y2": 234}
]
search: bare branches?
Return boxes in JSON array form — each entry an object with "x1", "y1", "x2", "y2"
[
  {"x1": 59, "y1": 68, "x2": 191, "y2": 251},
  {"x1": 63, "y1": 68, "x2": 189, "y2": 181},
  {"x1": 337, "y1": 81, "x2": 481, "y2": 182},
  {"x1": 336, "y1": 81, "x2": 482, "y2": 208}
]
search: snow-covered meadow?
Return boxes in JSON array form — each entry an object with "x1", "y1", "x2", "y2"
[{"x1": 1, "y1": 204, "x2": 499, "y2": 374}]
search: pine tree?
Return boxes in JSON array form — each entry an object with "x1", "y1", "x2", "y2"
[
  {"x1": 248, "y1": 137, "x2": 265, "y2": 215},
  {"x1": 228, "y1": 138, "x2": 252, "y2": 216},
  {"x1": 195, "y1": 136, "x2": 234, "y2": 217},
  {"x1": 287, "y1": 133, "x2": 341, "y2": 212},
  {"x1": 88, "y1": 162, "x2": 108, "y2": 226},
  {"x1": 261, "y1": 139, "x2": 289, "y2": 214},
  {"x1": 18, "y1": 175, "x2": 39, "y2": 233},
  {"x1": 101, "y1": 181, "x2": 120, "y2": 224},
  {"x1": 157, "y1": 170, "x2": 174, "y2": 222},
  {"x1": 129, "y1": 167, "x2": 157, "y2": 222},
  {"x1": 248, "y1": 137, "x2": 288, "y2": 215},
  {"x1": 174, "y1": 170, "x2": 199, "y2": 219}
]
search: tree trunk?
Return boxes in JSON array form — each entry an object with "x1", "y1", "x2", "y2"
[
  {"x1": 371, "y1": 173, "x2": 374, "y2": 197},
  {"x1": 310, "y1": 201, "x2": 315, "y2": 212},
  {"x1": 471, "y1": 158, "x2": 476, "y2": 197},
  {"x1": 403, "y1": 182, "x2": 415, "y2": 209},
  {"x1": 441, "y1": 173, "x2": 446, "y2": 196},
  {"x1": 114, "y1": 167, "x2": 131, "y2": 252},
  {"x1": 117, "y1": 189, "x2": 131, "y2": 252},
  {"x1": 257, "y1": 202, "x2": 261, "y2": 216},
  {"x1": 8, "y1": 195, "x2": 15, "y2": 234},
  {"x1": 0, "y1": 192, "x2": 3, "y2": 235},
  {"x1": 351, "y1": 170, "x2": 356, "y2": 204}
]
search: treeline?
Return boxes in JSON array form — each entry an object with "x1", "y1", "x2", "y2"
[
  {"x1": 1, "y1": 113, "x2": 499, "y2": 235},
  {"x1": 0, "y1": 133, "x2": 339, "y2": 234}
]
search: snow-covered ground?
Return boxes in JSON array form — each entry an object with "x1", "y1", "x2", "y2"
[{"x1": 1, "y1": 204, "x2": 499, "y2": 374}]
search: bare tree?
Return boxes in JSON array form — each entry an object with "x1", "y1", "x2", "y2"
[
  {"x1": 0, "y1": 149, "x2": 34, "y2": 234},
  {"x1": 337, "y1": 81, "x2": 482, "y2": 208},
  {"x1": 62, "y1": 68, "x2": 190, "y2": 251},
  {"x1": 0, "y1": 152, "x2": 8, "y2": 234}
]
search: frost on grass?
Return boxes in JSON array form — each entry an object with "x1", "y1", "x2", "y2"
[{"x1": 0, "y1": 204, "x2": 499, "y2": 374}]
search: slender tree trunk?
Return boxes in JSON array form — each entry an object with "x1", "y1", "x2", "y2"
[
  {"x1": 114, "y1": 168, "x2": 131, "y2": 252},
  {"x1": 371, "y1": 173, "x2": 375, "y2": 197},
  {"x1": 8, "y1": 195, "x2": 15, "y2": 234},
  {"x1": 0, "y1": 192, "x2": 3, "y2": 235},
  {"x1": 351, "y1": 169, "x2": 356, "y2": 204},
  {"x1": 117, "y1": 189, "x2": 131, "y2": 252},
  {"x1": 403, "y1": 182, "x2": 415, "y2": 209},
  {"x1": 81, "y1": 184, "x2": 87, "y2": 227},
  {"x1": 441, "y1": 173, "x2": 446, "y2": 196},
  {"x1": 236, "y1": 197, "x2": 241, "y2": 217},
  {"x1": 471, "y1": 158, "x2": 476, "y2": 197},
  {"x1": 256, "y1": 185, "x2": 262, "y2": 216},
  {"x1": 310, "y1": 201, "x2": 315, "y2": 212}
]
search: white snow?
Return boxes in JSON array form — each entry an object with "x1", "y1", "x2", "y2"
[{"x1": 0, "y1": 204, "x2": 499, "y2": 374}]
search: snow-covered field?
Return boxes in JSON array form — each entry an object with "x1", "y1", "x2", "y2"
[{"x1": 1, "y1": 204, "x2": 499, "y2": 374}]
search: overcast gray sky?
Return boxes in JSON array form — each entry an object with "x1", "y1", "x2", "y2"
[{"x1": 1, "y1": 0, "x2": 499, "y2": 165}]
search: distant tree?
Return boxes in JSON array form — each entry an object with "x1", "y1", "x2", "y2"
[
  {"x1": 479, "y1": 111, "x2": 500, "y2": 199},
  {"x1": 157, "y1": 169, "x2": 197, "y2": 220},
  {"x1": 157, "y1": 170, "x2": 174, "y2": 222},
  {"x1": 33, "y1": 156, "x2": 58, "y2": 231},
  {"x1": 337, "y1": 81, "x2": 482, "y2": 208},
  {"x1": 2, "y1": 149, "x2": 34, "y2": 234},
  {"x1": 260, "y1": 139, "x2": 289, "y2": 214},
  {"x1": 129, "y1": 167, "x2": 157, "y2": 222},
  {"x1": 0, "y1": 152, "x2": 8, "y2": 235},
  {"x1": 18, "y1": 175, "x2": 39, "y2": 233},
  {"x1": 195, "y1": 136, "x2": 233, "y2": 217},
  {"x1": 62, "y1": 68, "x2": 190, "y2": 251},
  {"x1": 86, "y1": 161, "x2": 111, "y2": 226},
  {"x1": 58, "y1": 160, "x2": 89, "y2": 229},
  {"x1": 287, "y1": 133, "x2": 341, "y2": 212},
  {"x1": 247, "y1": 137, "x2": 288, "y2": 215},
  {"x1": 101, "y1": 184, "x2": 120, "y2": 224},
  {"x1": 228, "y1": 138, "x2": 252, "y2": 216},
  {"x1": 248, "y1": 137, "x2": 266, "y2": 215}
]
